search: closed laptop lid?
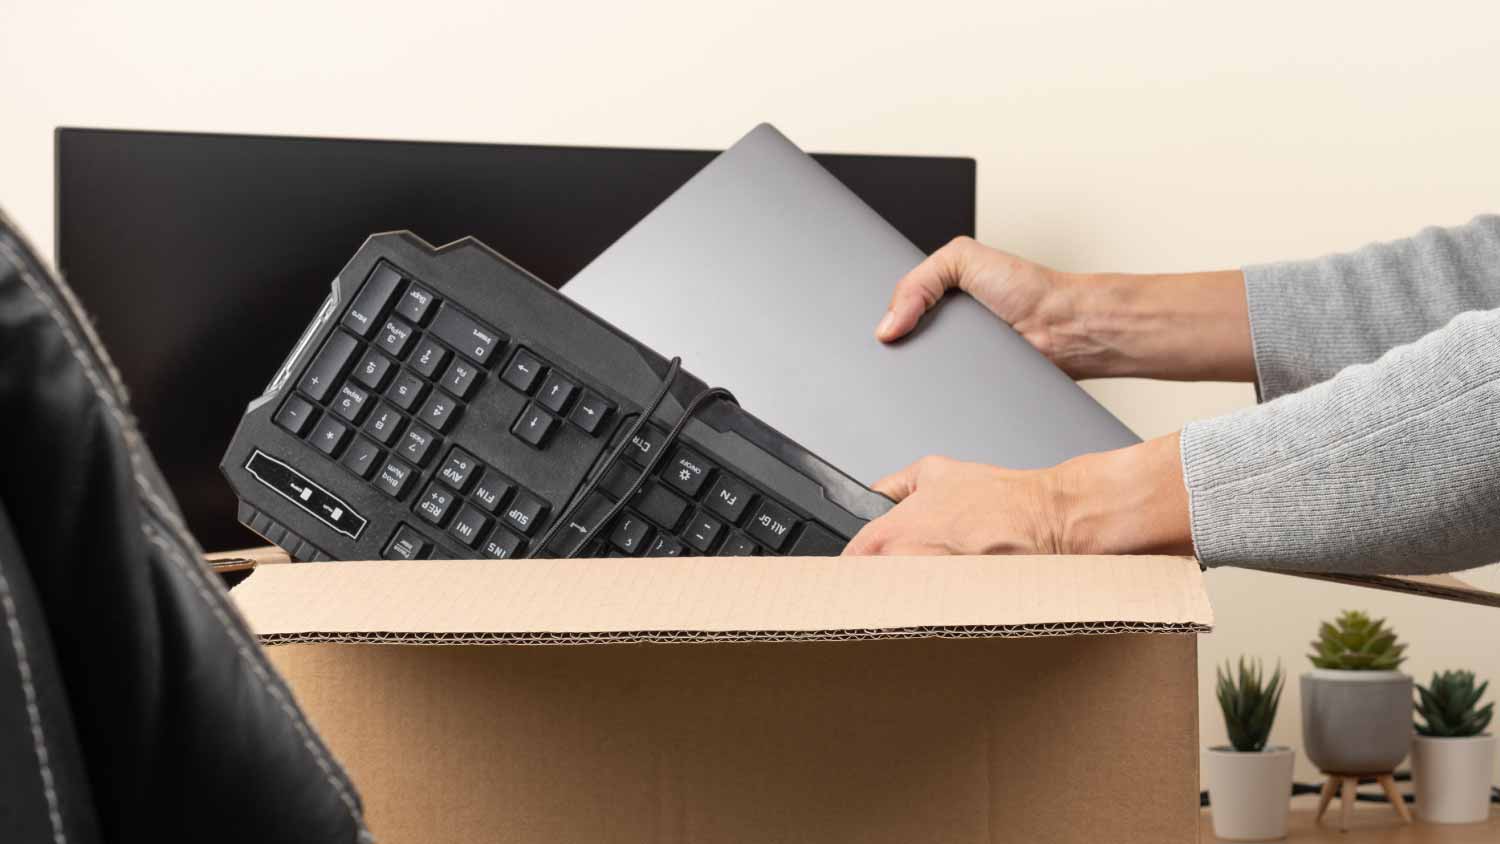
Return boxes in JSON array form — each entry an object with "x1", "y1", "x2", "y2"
[{"x1": 563, "y1": 124, "x2": 1138, "y2": 484}]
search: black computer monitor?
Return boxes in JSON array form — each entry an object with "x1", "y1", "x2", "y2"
[{"x1": 55, "y1": 127, "x2": 976, "y2": 551}]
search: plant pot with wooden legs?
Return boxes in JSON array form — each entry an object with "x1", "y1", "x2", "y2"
[
  {"x1": 1300, "y1": 610, "x2": 1413, "y2": 830},
  {"x1": 1412, "y1": 669, "x2": 1496, "y2": 824},
  {"x1": 1204, "y1": 658, "x2": 1293, "y2": 841}
]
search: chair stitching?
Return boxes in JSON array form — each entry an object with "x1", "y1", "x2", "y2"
[
  {"x1": 0, "y1": 559, "x2": 68, "y2": 844},
  {"x1": 0, "y1": 231, "x2": 367, "y2": 838},
  {"x1": 0, "y1": 234, "x2": 199, "y2": 554},
  {"x1": 143, "y1": 526, "x2": 368, "y2": 834}
]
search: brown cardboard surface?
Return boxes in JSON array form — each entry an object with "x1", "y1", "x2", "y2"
[
  {"x1": 269, "y1": 633, "x2": 1199, "y2": 844},
  {"x1": 1292, "y1": 571, "x2": 1500, "y2": 609},
  {"x1": 236, "y1": 555, "x2": 1210, "y2": 843},
  {"x1": 233, "y1": 554, "x2": 1213, "y2": 643}
]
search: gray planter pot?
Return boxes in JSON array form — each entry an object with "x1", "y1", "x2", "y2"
[{"x1": 1300, "y1": 669, "x2": 1412, "y2": 774}]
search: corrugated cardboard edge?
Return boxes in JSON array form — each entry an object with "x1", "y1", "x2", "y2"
[
  {"x1": 257, "y1": 620, "x2": 1206, "y2": 646},
  {"x1": 231, "y1": 554, "x2": 1213, "y2": 646}
]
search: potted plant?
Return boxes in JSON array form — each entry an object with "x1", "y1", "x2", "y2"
[
  {"x1": 1412, "y1": 669, "x2": 1496, "y2": 823},
  {"x1": 1301, "y1": 611, "x2": 1412, "y2": 778},
  {"x1": 1204, "y1": 658, "x2": 1293, "y2": 841}
]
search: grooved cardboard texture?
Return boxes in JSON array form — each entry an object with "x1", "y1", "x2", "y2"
[{"x1": 233, "y1": 554, "x2": 1213, "y2": 844}]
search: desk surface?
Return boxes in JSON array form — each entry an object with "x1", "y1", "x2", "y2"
[{"x1": 1201, "y1": 796, "x2": 1498, "y2": 842}]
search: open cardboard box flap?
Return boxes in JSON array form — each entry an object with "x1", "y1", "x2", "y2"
[{"x1": 231, "y1": 553, "x2": 1214, "y2": 642}]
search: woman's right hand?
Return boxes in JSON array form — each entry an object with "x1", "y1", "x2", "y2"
[
  {"x1": 874, "y1": 236, "x2": 1088, "y2": 371},
  {"x1": 874, "y1": 236, "x2": 1255, "y2": 383}
]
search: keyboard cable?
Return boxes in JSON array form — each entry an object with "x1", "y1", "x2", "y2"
[{"x1": 531, "y1": 356, "x2": 739, "y2": 558}]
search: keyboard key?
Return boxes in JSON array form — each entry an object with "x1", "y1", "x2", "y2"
[
  {"x1": 470, "y1": 468, "x2": 514, "y2": 513},
  {"x1": 448, "y1": 503, "x2": 492, "y2": 549},
  {"x1": 340, "y1": 436, "x2": 382, "y2": 479},
  {"x1": 409, "y1": 337, "x2": 450, "y2": 379},
  {"x1": 645, "y1": 535, "x2": 686, "y2": 557},
  {"x1": 439, "y1": 447, "x2": 479, "y2": 491},
  {"x1": 399, "y1": 423, "x2": 440, "y2": 465},
  {"x1": 599, "y1": 462, "x2": 638, "y2": 501},
  {"x1": 307, "y1": 414, "x2": 349, "y2": 457},
  {"x1": 429, "y1": 303, "x2": 505, "y2": 365},
  {"x1": 787, "y1": 522, "x2": 845, "y2": 556},
  {"x1": 502, "y1": 489, "x2": 548, "y2": 536},
  {"x1": 704, "y1": 473, "x2": 755, "y2": 524},
  {"x1": 682, "y1": 509, "x2": 724, "y2": 553},
  {"x1": 634, "y1": 483, "x2": 689, "y2": 531},
  {"x1": 331, "y1": 381, "x2": 370, "y2": 423},
  {"x1": 394, "y1": 283, "x2": 437, "y2": 324},
  {"x1": 481, "y1": 527, "x2": 525, "y2": 559},
  {"x1": 374, "y1": 456, "x2": 416, "y2": 498},
  {"x1": 659, "y1": 448, "x2": 711, "y2": 496},
  {"x1": 351, "y1": 348, "x2": 394, "y2": 390},
  {"x1": 568, "y1": 391, "x2": 613, "y2": 435},
  {"x1": 746, "y1": 499, "x2": 799, "y2": 551},
  {"x1": 415, "y1": 482, "x2": 457, "y2": 526},
  {"x1": 537, "y1": 371, "x2": 577, "y2": 414},
  {"x1": 511, "y1": 402, "x2": 558, "y2": 448},
  {"x1": 383, "y1": 524, "x2": 431, "y2": 560},
  {"x1": 608, "y1": 513, "x2": 653, "y2": 555},
  {"x1": 274, "y1": 394, "x2": 318, "y2": 436},
  {"x1": 717, "y1": 532, "x2": 760, "y2": 557},
  {"x1": 299, "y1": 331, "x2": 359, "y2": 401},
  {"x1": 500, "y1": 348, "x2": 546, "y2": 393},
  {"x1": 439, "y1": 358, "x2": 481, "y2": 399},
  {"x1": 541, "y1": 492, "x2": 613, "y2": 557},
  {"x1": 363, "y1": 402, "x2": 405, "y2": 445},
  {"x1": 385, "y1": 369, "x2": 427, "y2": 411},
  {"x1": 375, "y1": 317, "x2": 416, "y2": 358},
  {"x1": 342, "y1": 263, "x2": 404, "y2": 338},
  {"x1": 418, "y1": 392, "x2": 461, "y2": 433},
  {"x1": 621, "y1": 423, "x2": 667, "y2": 467}
]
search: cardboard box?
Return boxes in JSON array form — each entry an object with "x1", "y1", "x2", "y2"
[{"x1": 231, "y1": 554, "x2": 1213, "y2": 843}]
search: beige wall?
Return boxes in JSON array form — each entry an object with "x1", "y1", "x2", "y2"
[{"x1": 4, "y1": 0, "x2": 1498, "y2": 785}]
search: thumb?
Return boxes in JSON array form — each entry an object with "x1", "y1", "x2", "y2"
[
  {"x1": 875, "y1": 238, "x2": 969, "y2": 342},
  {"x1": 871, "y1": 460, "x2": 924, "y2": 502}
]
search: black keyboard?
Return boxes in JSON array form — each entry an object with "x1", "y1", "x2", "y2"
[{"x1": 221, "y1": 232, "x2": 893, "y2": 563}]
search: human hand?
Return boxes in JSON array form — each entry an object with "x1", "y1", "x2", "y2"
[
  {"x1": 842, "y1": 456, "x2": 1066, "y2": 556},
  {"x1": 843, "y1": 434, "x2": 1194, "y2": 558},
  {"x1": 874, "y1": 237, "x2": 1086, "y2": 373},
  {"x1": 874, "y1": 237, "x2": 1255, "y2": 382}
]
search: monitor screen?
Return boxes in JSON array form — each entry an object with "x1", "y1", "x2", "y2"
[{"x1": 56, "y1": 127, "x2": 975, "y2": 551}]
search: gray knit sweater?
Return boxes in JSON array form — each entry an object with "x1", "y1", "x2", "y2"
[{"x1": 1181, "y1": 215, "x2": 1500, "y2": 574}]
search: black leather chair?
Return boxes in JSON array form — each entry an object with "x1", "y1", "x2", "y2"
[{"x1": 0, "y1": 207, "x2": 369, "y2": 843}]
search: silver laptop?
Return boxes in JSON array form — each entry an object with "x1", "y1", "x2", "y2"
[{"x1": 564, "y1": 124, "x2": 1138, "y2": 485}]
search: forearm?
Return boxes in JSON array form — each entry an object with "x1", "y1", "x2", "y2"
[
  {"x1": 1184, "y1": 308, "x2": 1500, "y2": 574},
  {"x1": 1049, "y1": 432, "x2": 1194, "y2": 556},
  {"x1": 1045, "y1": 269, "x2": 1255, "y2": 382}
]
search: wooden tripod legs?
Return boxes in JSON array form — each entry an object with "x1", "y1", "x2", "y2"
[{"x1": 1314, "y1": 773, "x2": 1412, "y2": 831}]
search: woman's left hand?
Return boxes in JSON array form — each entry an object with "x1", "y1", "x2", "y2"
[
  {"x1": 842, "y1": 456, "x2": 1067, "y2": 556},
  {"x1": 842, "y1": 434, "x2": 1195, "y2": 558}
]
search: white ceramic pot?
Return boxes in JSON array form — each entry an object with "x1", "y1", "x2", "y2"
[
  {"x1": 1411, "y1": 734, "x2": 1497, "y2": 824},
  {"x1": 1203, "y1": 746, "x2": 1295, "y2": 841}
]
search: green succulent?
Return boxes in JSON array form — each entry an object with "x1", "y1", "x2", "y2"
[
  {"x1": 1307, "y1": 610, "x2": 1407, "y2": 671},
  {"x1": 1415, "y1": 670, "x2": 1494, "y2": 738},
  {"x1": 1216, "y1": 657, "x2": 1284, "y2": 752}
]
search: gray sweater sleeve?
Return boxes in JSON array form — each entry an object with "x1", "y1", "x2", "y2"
[
  {"x1": 1244, "y1": 214, "x2": 1500, "y2": 400},
  {"x1": 1181, "y1": 217, "x2": 1500, "y2": 575}
]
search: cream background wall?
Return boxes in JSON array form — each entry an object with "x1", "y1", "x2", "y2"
[{"x1": 4, "y1": 0, "x2": 1498, "y2": 786}]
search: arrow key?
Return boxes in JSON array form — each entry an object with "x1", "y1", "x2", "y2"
[
  {"x1": 510, "y1": 401, "x2": 558, "y2": 448},
  {"x1": 568, "y1": 390, "x2": 613, "y2": 435}
]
